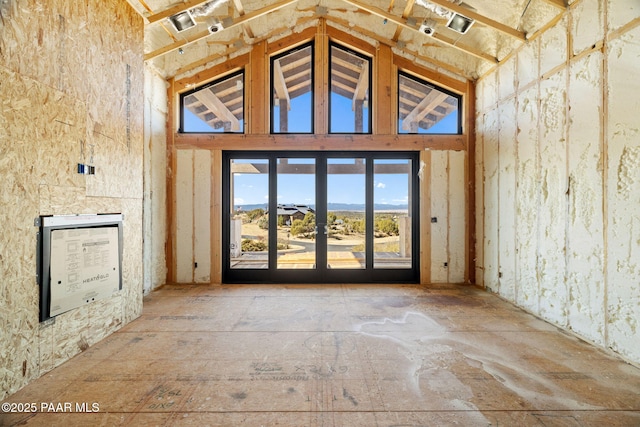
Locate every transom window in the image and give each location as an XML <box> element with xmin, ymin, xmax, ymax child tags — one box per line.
<box><xmin>329</xmin><ymin>43</ymin><xmax>371</xmax><ymax>134</ymax></box>
<box><xmin>180</xmin><ymin>71</ymin><xmax>244</xmax><ymax>133</ymax></box>
<box><xmin>398</xmin><ymin>72</ymin><xmax>461</xmax><ymax>134</ymax></box>
<box><xmin>270</xmin><ymin>43</ymin><xmax>314</xmax><ymax>133</ymax></box>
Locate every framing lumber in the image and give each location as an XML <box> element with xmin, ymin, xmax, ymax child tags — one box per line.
<box><xmin>145</xmin><ymin>0</ymin><xmax>298</xmax><ymax>61</ymax></box>
<box><xmin>425</xmin><ymin>0</ymin><xmax>526</xmax><ymax>40</ymax></box>
<box><xmin>147</xmin><ymin>0</ymin><xmax>211</xmax><ymax>24</ymax></box>
<box><xmin>340</xmin><ymin>0</ymin><xmax>498</xmax><ymax>63</ymax></box>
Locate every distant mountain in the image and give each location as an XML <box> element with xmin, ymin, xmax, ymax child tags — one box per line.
<box><xmin>236</xmin><ymin>203</ymin><xmax>408</xmax><ymax>212</ymax></box>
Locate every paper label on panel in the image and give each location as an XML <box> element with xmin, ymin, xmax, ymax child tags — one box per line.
<box><xmin>49</xmin><ymin>227</ymin><xmax>120</xmax><ymax>316</ymax></box>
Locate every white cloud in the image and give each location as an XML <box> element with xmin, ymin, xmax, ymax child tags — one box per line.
<box><xmin>376</xmin><ymin>182</ymin><xmax>386</xmax><ymax>189</ymax></box>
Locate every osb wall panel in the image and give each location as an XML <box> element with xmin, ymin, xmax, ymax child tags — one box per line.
<box><xmin>475</xmin><ymin>1</ymin><xmax>640</xmax><ymax>365</ymax></box>
<box><xmin>0</xmin><ymin>0</ymin><xmax>143</xmax><ymax>399</ymax></box>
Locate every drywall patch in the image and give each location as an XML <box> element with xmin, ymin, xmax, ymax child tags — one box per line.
<box><xmin>616</xmin><ymin>146</ymin><xmax>640</xmax><ymax>199</ymax></box>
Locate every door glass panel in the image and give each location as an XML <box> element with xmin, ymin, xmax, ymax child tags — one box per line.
<box><xmin>230</xmin><ymin>159</ymin><xmax>269</xmax><ymax>269</ymax></box>
<box><xmin>374</xmin><ymin>159</ymin><xmax>412</xmax><ymax>269</ymax></box>
<box><xmin>277</xmin><ymin>158</ymin><xmax>316</xmax><ymax>269</ymax></box>
<box><xmin>327</xmin><ymin>158</ymin><xmax>366</xmax><ymax>269</ymax></box>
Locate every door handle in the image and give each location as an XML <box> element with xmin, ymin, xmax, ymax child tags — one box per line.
<box><xmin>324</xmin><ymin>225</ymin><xmax>328</xmax><ymax>235</ymax></box>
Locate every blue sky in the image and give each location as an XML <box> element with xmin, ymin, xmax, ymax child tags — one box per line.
<box><xmin>184</xmin><ymin>89</ymin><xmax>458</xmax><ymax>134</ymax></box>
<box><xmin>186</xmin><ymin>88</ymin><xmax>455</xmax><ymax>208</ymax></box>
<box><xmin>232</xmin><ymin>158</ymin><xmax>411</xmax><ymax>208</ymax></box>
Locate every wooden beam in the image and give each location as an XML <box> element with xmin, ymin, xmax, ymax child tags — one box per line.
<box><xmin>352</xmin><ymin>61</ymin><xmax>369</xmax><ymax>111</ymax></box>
<box><xmin>249</xmin><ymin>41</ymin><xmax>267</xmax><ymax>134</ymax></box>
<box><xmin>273</xmin><ymin>59</ymin><xmax>292</xmax><ymax>110</ymax></box>
<box><xmin>211</xmin><ymin>149</ymin><xmax>222</xmax><ymax>283</ymax></box>
<box><xmin>393</xmin><ymin>0</ymin><xmax>415</xmax><ymax>41</ymax></box>
<box><xmin>374</xmin><ymin>44</ymin><xmax>394</xmax><ymax>134</ymax></box>
<box><xmin>191</xmin><ymin>89</ymin><xmax>240</xmax><ymax>131</ymax></box>
<box><xmin>340</xmin><ymin>0</ymin><xmax>498</xmax><ymax>63</ymax></box>
<box><xmin>147</xmin><ymin>0</ymin><xmax>211</xmax><ymax>24</ymax></box>
<box><xmin>393</xmin><ymin>55</ymin><xmax>467</xmax><ymax>95</ymax></box>
<box><xmin>541</xmin><ymin>0</ymin><xmax>567</xmax><ymax>9</ymax></box>
<box><xmin>420</xmin><ymin>149</ymin><xmax>431</xmax><ymax>284</ymax></box>
<box><xmin>402</xmin><ymin>91</ymin><xmax>449</xmax><ymax>131</ymax></box>
<box><xmin>465</xmin><ymin>79</ymin><xmax>476</xmax><ymax>284</ymax></box>
<box><xmin>424</xmin><ymin>0</ymin><xmax>526</xmax><ymax>40</ymax></box>
<box><xmin>145</xmin><ymin>0</ymin><xmax>298</xmax><ymax>61</ymax></box>
<box><xmin>231</xmin><ymin>0</ymin><xmax>255</xmax><ymax>39</ymax></box>
<box><xmin>166</xmin><ymin>78</ymin><xmax>177</xmax><ymax>283</ymax></box>
<box><xmin>173</xmin><ymin>133</ymin><xmax>467</xmax><ymax>151</ymax></box>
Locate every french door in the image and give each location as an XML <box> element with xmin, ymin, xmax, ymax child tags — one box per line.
<box><xmin>222</xmin><ymin>151</ymin><xmax>419</xmax><ymax>283</ymax></box>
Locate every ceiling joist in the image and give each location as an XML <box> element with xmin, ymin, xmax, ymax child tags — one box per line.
<box><xmin>147</xmin><ymin>0</ymin><xmax>212</xmax><ymax>24</ymax></box>
<box><xmin>144</xmin><ymin>0</ymin><xmax>298</xmax><ymax>61</ymax></box>
<box><xmin>341</xmin><ymin>0</ymin><xmax>497</xmax><ymax>63</ymax></box>
<box><xmin>541</xmin><ymin>0</ymin><xmax>567</xmax><ymax>9</ymax></box>
<box><xmin>423</xmin><ymin>0</ymin><xmax>526</xmax><ymax>40</ymax></box>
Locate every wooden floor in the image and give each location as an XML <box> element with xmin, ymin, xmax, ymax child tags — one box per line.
<box><xmin>2</xmin><ymin>283</ymin><xmax>640</xmax><ymax>426</ymax></box>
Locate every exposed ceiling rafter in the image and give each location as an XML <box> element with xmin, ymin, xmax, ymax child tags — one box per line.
<box><xmin>392</xmin><ymin>0</ymin><xmax>416</xmax><ymax>41</ymax></box>
<box><xmin>144</xmin><ymin>0</ymin><xmax>298</xmax><ymax>61</ymax></box>
<box><xmin>323</xmin><ymin>16</ymin><xmax>470</xmax><ymax>79</ymax></box>
<box><xmin>341</xmin><ymin>0</ymin><xmax>498</xmax><ymax>63</ymax></box>
<box><xmin>231</xmin><ymin>0</ymin><xmax>255</xmax><ymax>39</ymax></box>
<box><xmin>147</xmin><ymin>0</ymin><xmax>213</xmax><ymax>24</ymax></box>
<box><xmin>420</xmin><ymin>0</ymin><xmax>526</xmax><ymax>40</ymax></box>
<box><xmin>541</xmin><ymin>0</ymin><xmax>567</xmax><ymax>9</ymax></box>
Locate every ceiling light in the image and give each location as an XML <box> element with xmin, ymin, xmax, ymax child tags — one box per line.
<box><xmin>168</xmin><ymin>11</ymin><xmax>196</xmax><ymax>32</ymax></box>
<box><xmin>419</xmin><ymin>19</ymin><xmax>437</xmax><ymax>36</ymax></box>
<box><xmin>446</xmin><ymin>13</ymin><xmax>474</xmax><ymax>34</ymax></box>
<box><xmin>209</xmin><ymin>22</ymin><xmax>224</xmax><ymax>33</ymax></box>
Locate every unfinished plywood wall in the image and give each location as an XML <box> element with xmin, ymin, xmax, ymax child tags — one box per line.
<box><xmin>475</xmin><ymin>0</ymin><xmax>640</xmax><ymax>365</ymax></box>
<box><xmin>0</xmin><ymin>0</ymin><xmax>143</xmax><ymax>399</ymax></box>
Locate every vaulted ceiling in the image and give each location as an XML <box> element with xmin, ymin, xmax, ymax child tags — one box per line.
<box><xmin>127</xmin><ymin>0</ymin><xmax>566</xmax><ymax>82</ymax></box>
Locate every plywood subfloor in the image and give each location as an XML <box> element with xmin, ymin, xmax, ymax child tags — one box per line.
<box><xmin>2</xmin><ymin>284</ymin><xmax>639</xmax><ymax>426</ymax></box>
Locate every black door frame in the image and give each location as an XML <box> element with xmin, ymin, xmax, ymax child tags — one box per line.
<box><xmin>222</xmin><ymin>150</ymin><xmax>420</xmax><ymax>284</ymax></box>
